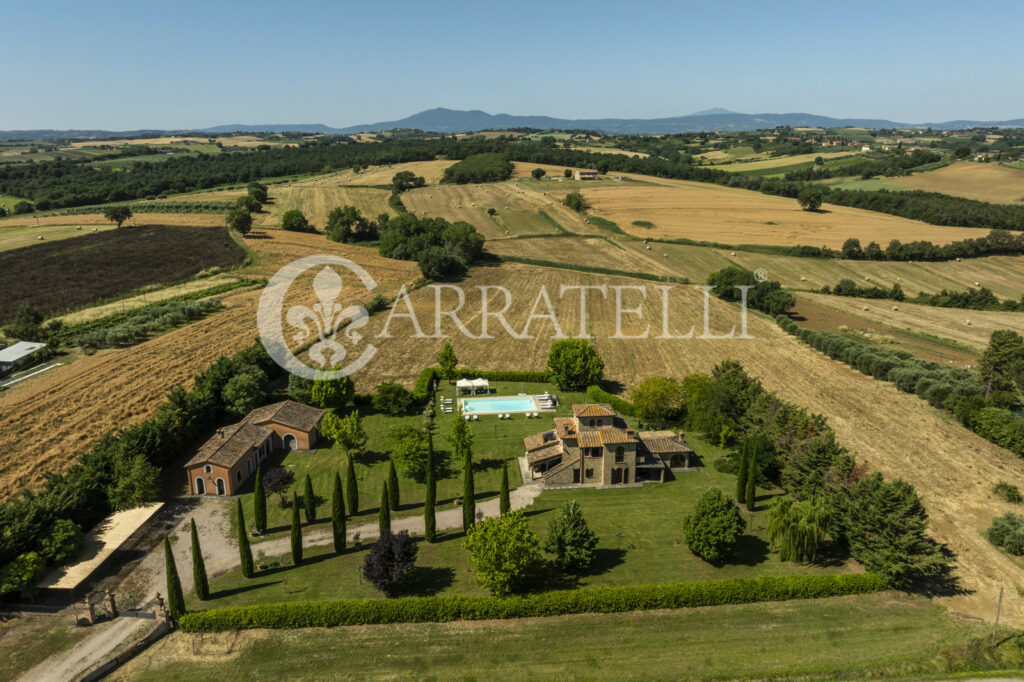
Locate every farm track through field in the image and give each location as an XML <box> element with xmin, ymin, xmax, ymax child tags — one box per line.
<box><xmin>0</xmin><ymin>231</ymin><xmax>419</xmax><ymax>498</ymax></box>
<box><xmin>353</xmin><ymin>262</ymin><xmax>1024</xmax><ymax>628</ymax></box>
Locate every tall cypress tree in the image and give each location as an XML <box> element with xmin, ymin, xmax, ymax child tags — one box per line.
<box><xmin>237</xmin><ymin>499</ymin><xmax>254</xmax><ymax>578</ymax></box>
<box><xmin>291</xmin><ymin>492</ymin><xmax>303</xmax><ymax>566</ymax></box>
<box><xmin>736</xmin><ymin>439</ymin><xmax>750</xmax><ymax>504</ymax></box>
<box><xmin>303</xmin><ymin>474</ymin><xmax>317</xmax><ymax>524</ymax></box>
<box><xmin>424</xmin><ymin>431</ymin><xmax>437</xmax><ymax>542</ymax></box>
<box><xmin>253</xmin><ymin>466</ymin><xmax>267</xmax><ymax>534</ymax></box>
<box><xmin>345</xmin><ymin>455</ymin><xmax>359</xmax><ymax>516</ymax></box>
<box><xmin>190</xmin><ymin>518</ymin><xmax>209</xmax><ymax>601</ymax></box>
<box><xmin>379</xmin><ymin>482</ymin><xmax>391</xmax><ymax>535</ymax></box>
<box><xmin>499</xmin><ymin>460</ymin><xmax>510</xmax><ymax>516</ymax></box>
<box><xmin>745</xmin><ymin>451</ymin><xmax>758</xmax><ymax>512</ymax></box>
<box><xmin>163</xmin><ymin>536</ymin><xmax>185</xmax><ymax>619</ymax></box>
<box><xmin>331</xmin><ymin>472</ymin><xmax>346</xmax><ymax>553</ymax></box>
<box><xmin>387</xmin><ymin>460</ymin><xmax>400</xmax><ymax>511</ymax></box>
<box><xmin>462</xmin><ymin>450</ymin><xmax>476</xmax><ymax>532</ymax></box>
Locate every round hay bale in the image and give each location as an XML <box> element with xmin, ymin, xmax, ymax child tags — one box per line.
<box><xmin>646</xmin><ymin>246</ymin><xmax>651</xmax><ymax>250</ymax></box>
<box><xmin>956</xmin><ymin>257</ymin><xmax>961</xmax><ymax>262</ymax></box>
<box><xmin>892</xmin><ymin>306</ymin><xmax>899</xmax><ymax>311</ymax></box>
<box><xmin>973</xmin><ymin>281</ymin><xmax>981</xmax><ymax>287</ymax></box>
<box><xmin>863</xmin><ymin>306</ymin><xmax>869</xmax><ymax>311</ymax></box>
<box><xmin>731</xmin><ymin>251</ymin><xmax>736</xmax><ymax>256</ymax></box>
<box><xmin>800</xmin><ymin>276</ymin><xmax>806</xmax><ymax>281</ymax></box>
<box><xmin>37</xmin><ymin>235</ymin><xmax>43</xmax><ymax>240</ymax></box>
<box><xmin>965</xmin><ymin>319</ymin><xmax>972</xmax><ymax>326</ymax></box>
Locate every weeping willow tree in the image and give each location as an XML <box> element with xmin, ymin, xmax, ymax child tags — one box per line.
<box><xmin>767</xmin><ymin>497</ymin><xmax>831</xmax><ymax>563</ymax></box>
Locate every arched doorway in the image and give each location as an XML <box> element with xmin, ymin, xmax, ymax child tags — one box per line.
<box><xmin>215</xmin><ymin>478</ymin><xmax>226</xmax><ymax>495</ymax></box>
<box><xmin>283</xmin><ymin>434</ymin><xmax>297</xmax><ymax>451</ymax></box>
<box><xmin>195</xmin><ymin>477</ymin><xmax>206</xmax><ymax>495</ymax></box>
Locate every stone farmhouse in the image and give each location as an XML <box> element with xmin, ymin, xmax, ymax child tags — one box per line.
<box><xmin>185</xmin><ymin>400</ymin><xmax>325</xmax><ymax>496</ymax></box>
<box><xmin>523</xmin><ymin>403</ymin><xmax>694</xmax><ymax>486</ymax></box>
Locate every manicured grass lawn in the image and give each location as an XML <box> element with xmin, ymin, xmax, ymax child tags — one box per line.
<box><xmin>127</xmin><ymin>593</ymin><xmax>992</xmax><ymax>681</ymax></box>
<box><xmin>198</xmin><ymin>434</ymin><xmax>855</xmax><ymax>611</ymax></box>
<box><xmin>232</xmin><ymin>381</ymin><xmax>589</xmax><ymax>544</ymax></box>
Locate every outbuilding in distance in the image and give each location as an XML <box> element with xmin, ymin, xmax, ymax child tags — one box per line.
<box><xmin>0</xmin><ymin>340</ymin><xmax>47</xmax><ymax>377</ymax></box>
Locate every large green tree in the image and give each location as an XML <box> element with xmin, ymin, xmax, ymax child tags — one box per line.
<box><xmin>767</xmin><ymin>497</ymin><xmax>831</xmax><ymax>563</ymax></box>
<box><xmin>379</xmin><ymin>483</ymin><xmax>391</xmax><ymax>536</ymax></box>
<box><xmin>979</xmin><ymin>329</ymin><xmax>1024</xmax><ymax>400</ymax></box>
<box><xmin>103</xmin><ymin>205</ymin><xmax>133</xmax><ymax>227</ymax></box>
<box><xmin>253</xmin><ymin>467</ymin><xmax>267</xmax><ymax>534</ymax></box>
<box><xmin>281</xmin><ymin>209</ymin><xmax>312</xmax><ymax>232</ymax></box>
<box><xmin>437</xmin><ymin>341</ymin><xmax>458</xmax><ymax>379</ymax></box>
<box><xmin>163</xmin><ymin>537</ymin><xmax>185</xmax><ymax>619</ymax></box>
<box><xmin>632</xmin><ymin>377</ymin><xmax>683</xmax><ymax>426</ymax></box>
<box><xmin>225</xmin><ymin>207</ymin><xmax>253</xmax><ymax>236</ymax></box>
<box><xmin>291</xmin><ymin>492</ymin><xmax>303</xmax><ymax>566</ymax></box>
<box><xmin>388</xmin><ymin>424</ymin><xmax>432</xmax><ymax>482</ymax></box>
<box><xmin>683</xmin><ymin>488</ymin><xmax>745</xmax><ymax>563</ymax></box>
<box><xmin>303</xmin><ymin>474</ymin><xmax>317</xmax><ymax>523</ymax></box>
<box><xmin>837</xmin><ymin>473</ymin><xmax>948</xmax><ymax>587</ymax></box>
<box><xmin>463</xmin><ymin>511</ymin><xmax>541</xmax><ymax>596</ymax></box>
<box><xmin>190</xmin><ymin>519</ymin><xmax>209</xmax><ymax>601</ymax></box>
<box><xmin>331</xmin><ymin>472</ymin><xmax>346</xmax><ymax>553</ymax></box>
<box><xmin>547</xmin><ymin>338</ymin><xmax>604</xmax><ymax>391</ymax></box>
<box><xmin>424</xmin><ymin>427</ymin><xmax>437</xmax><ymax>542</ymax></box>
<box><xmin>322</xmin><ymin>410</ymin><xmax>369</xmax><ymax>459</ymax></box>
<box><xmin>310</xmin><ymin>375</ymin><xmax>354</xmax><ymax>410</ymax></box>
<box><xmin>237</xmin><ymin>500</ymin><xmax>254</xmax><ymax>578</ymax></box>
<box><xmin>452</xmin><ymin>414</ymin><xmax>475</xmax><ymax>530</ymax></box>
<box><xmin>544</xmin><ymin>500</ymin><xmax>599</xmax><ymax>572</ymax></box>
<box><xmin>387</xmin><ymin>460</ymin><xmax>400</xmax><ymax>511</ymax></box>
<box><xmin>344</xmin><ymin>455</ymin><xmax>359</xmax><ymax>516</ymax></box>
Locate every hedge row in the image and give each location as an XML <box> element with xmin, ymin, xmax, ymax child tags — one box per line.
<box><xmin>178</xmin><ymin>573</ymin><xmax>889</xmax><ymax>631</ymax></box>
<box><xmin>452</xmin><ymin>368</ymin><xmax>552</xmax><ymax>382</ymax></box>
<box><xmin>775</xmin><ymin>314</ymin><xmax>1024</xmax><ymax>458</ymax></box>
<box><xmin>587</xmin><ymin>385</ymin><xmax>636</xmax><ymax>416</ymax></box>
<box><xmin>496</xmin><ymin>255</ymin><xmax>690</xmax><ymax>284</ymax></box>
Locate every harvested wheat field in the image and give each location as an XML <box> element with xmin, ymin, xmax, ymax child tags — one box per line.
<box><xmin>325</xmin><ymin>160</ymin><xmax>454</xmax><ymax>187</ymax></box>
<box><xmin>69</xmin><ymin>136</ymin><xmax>213</xmax><ymax>147</ymax></box>
<box><xmin>155</xmin><ymin>187</ymin><xmax>249</xmax><ymax>202</ymax></box>
<box><xmin>571</xmin><ymin>146</ymin><xmax>650</xmax><ymax>158</ymax></box>
<box><xmin>718</xmin><ymin>151</ymin><xmax>861</xmax><ymax>172</ymax></box>
<box><xmin>256</xmin><ymin>185</ymin><xmax>394</xmax><ymax>230</ymax></box>
<box><xmin>797</xmin><ymin>292</ymin><xmax>1023</xmax><ymax>351</ymax></box>
<box><xmin>0</xmin><ymin>231</ymin><xmax>419</xmax><ymax>498</ymax></box>
<box><xmin>0</xmin><ymin>212</ymin><xmax>224</xmax><ymax>229</ymax></box>
<box><xmin>894</xmin><ymin>163</ymin><xmax>1024</xmax><ymax>204</ymax></box>
<box><xmin>352</xmin><ymin>261</ymin><xmax>1024</xmax><ymax>626</ymax></box>
<box><xmin>581</xmin><ymin>182</ymin><xmax>989</xmax><ymax>248</ymax></box>
<box><xmin>402</xmin><ymin>182</ymin><xmax>601</xmax><ymax>240</ymax></box>
<box><xmin>0</xmin><ymin>223</ymin><xmax>118</xmax><ymax>252</ymax></box>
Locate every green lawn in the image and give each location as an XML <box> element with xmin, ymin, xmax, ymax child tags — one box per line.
<box><xmin>231</xmin><ymin>381</ymin><xmax>590</xmax><ymax>544</ymax></box>
<box><xmin>198</xmin><ymin>429</ymin><xmax>854</xmax><ymax>611</ymax></box>
<box><xmin>128</xmin><ymin>592</ymin><xmax>1005</xmax><ymax>681</ymax></box>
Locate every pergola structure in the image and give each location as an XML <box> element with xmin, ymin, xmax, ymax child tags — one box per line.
<box><xmin>455</xmin><ymin>377</ymin><xmax>490</xmax><ymax>395</ymax></box>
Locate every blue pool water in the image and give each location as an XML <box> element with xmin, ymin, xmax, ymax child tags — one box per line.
<box><xmin>462</xmin><ymin>396</ymin><xmax>536</xmax><ymax>413</ymax></box>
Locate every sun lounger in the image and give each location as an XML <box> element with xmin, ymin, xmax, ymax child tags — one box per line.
<box><xmin>464</xmin><ymin>414</ymin><xmax>471</xmax><ymax>421</ymax></box>
<box><xmin>473</xmin><ymin>414</ymin><xmax>479</xmax><ymax>421</ymax></box>
<box><xmin>442</xmin><ymin>407</ymin><xmax>454</xmax><ymax>413</ymax></box>
<box><xmin>532</xmin><ymin>412</ymin><xmax>539</xmax><ymax>418</ymax></box>
<box><xmin>505</xmin><ymin>413</ymin><xmax>511</xmax><ymax>419</ymax></box>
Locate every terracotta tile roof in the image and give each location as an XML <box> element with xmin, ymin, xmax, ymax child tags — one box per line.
<box><xmin>245</xmin><ymin>400</ymin><xmax>325</xmax><ymax>432</ymax></box>
<box><xmin>554</xmin><ymin>418</ymin><xmax>577</xmax><ymax>440</ymax></box>
<box><xmin>598</xmin><ymin>427</ymin><xmax>635</xmax><ymax>445</ymax></box>
<box><xmin>577</xmin><ymin>431</ymin><xmax>603</xmax><ymax>448</ymax></box>
<box><xmin>572</xmin><ymin>403</ymin><xmax>616</xmax><ymax>418</ymax></box>
<box><xmin>527</xmin><ymin>442</ymin><xmax>563</xmax><ymax>465</ymax></box>
<box><xmin>638</xmin><ymin>432</ymin><xmax>694</xmax><ymax>454</ymax></box>
<box><xmin>524</xmin><ymin>430</ymin><xmax>558</xmax><ymax>452</ymax></box>
<box><xmin>187</xmin><ymin>422</ymin><xmax>273</xmax><ymax>469</ymax></box>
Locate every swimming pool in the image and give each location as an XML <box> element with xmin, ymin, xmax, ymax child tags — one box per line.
<box><xmin>461</xmin><ymin>396</ymin><xmax>537</xmax><ymax>414</ymax></box>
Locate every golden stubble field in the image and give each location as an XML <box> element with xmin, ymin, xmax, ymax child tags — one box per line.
<box><xmin>797</xmin><ymin>292</ymin><xmax>1023</xmax><ymax>351</ymax></box>
<box><xmin>894</xmin><ymin>163</ymin><xmax>1024</xmax><ymax>204</ymax></box>
<box><xmin>0</xmin><ymin>213</ymin><xmax>225</xmax><ymax>229</ymax></box>
<box><xmin>716</xmin><ymin>151</ymin><xmax>860</xmax><ymax>172</ymax></box>
<box><xmin>0</xmin><ymin>231</ymin><xmax>419</xmax><ymax>498</ymax></box>
<box><xmin>580</xmin><ymin>181</ymin><xmax>995</xmax><ymax>248</ymax></box>
<box><xmin>351</xmin><ymin>262</ymin><xmax>1024</xmax><ymax>626</ymax></box>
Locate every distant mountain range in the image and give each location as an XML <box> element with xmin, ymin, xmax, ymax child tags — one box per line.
<box><xmin>3</xmin><ymin>107</ymin><xmax>1024</xmax><ymax>141</ymax></box>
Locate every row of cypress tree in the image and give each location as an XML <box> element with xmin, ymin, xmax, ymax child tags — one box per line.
<box><xmin>165</xmin><ymin>408</ymin><xmax>517</xmax><ymax>619</ymax></box>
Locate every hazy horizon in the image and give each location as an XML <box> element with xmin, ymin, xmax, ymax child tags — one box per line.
<box><xmin>2</xmin><ymin>0</ymin><xmax>1022</xmax><ymax>130</ymax></box>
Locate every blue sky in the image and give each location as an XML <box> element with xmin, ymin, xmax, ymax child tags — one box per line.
<box><xmin>2</xmin><ymin>0</ymin><xmax>1021</xmax><ymax>129</ymax></box>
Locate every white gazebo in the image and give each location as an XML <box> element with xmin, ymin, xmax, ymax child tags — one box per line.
<box><xmin>455</xmin><ymin>377</ymin><xmax>490</xmax><ymax>395</ymax></box>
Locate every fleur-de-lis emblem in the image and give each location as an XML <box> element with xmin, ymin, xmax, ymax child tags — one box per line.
<box><xmin>285</xmin><ymin>267</ymin><xmax>369</xmax><ymax>370</ymax></box>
